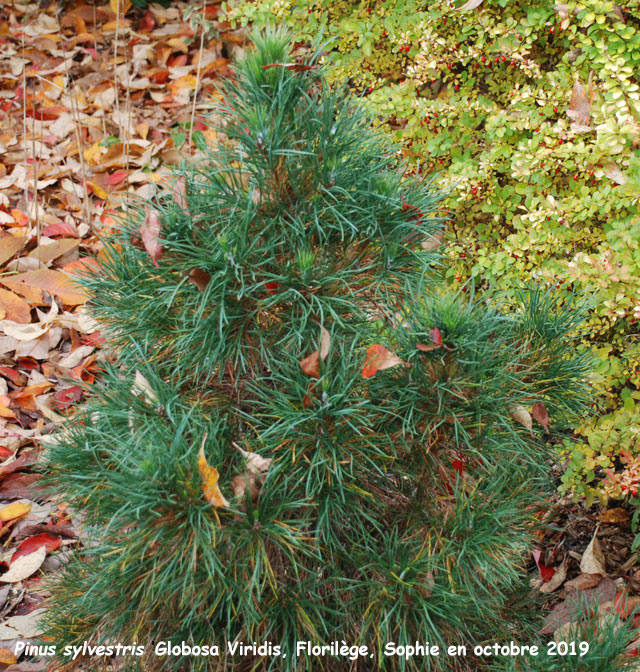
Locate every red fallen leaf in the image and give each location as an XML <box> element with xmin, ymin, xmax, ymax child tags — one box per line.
<box><xmin>265</xmin><ymin>281</ymin><xmax>279</xmax><ymax>296</ymax></box>
<box><xmin>52</xmin><ymin>386</ymin><xmax>83</xmax><ymax>411</ymax></box>
<box><xmin>11</xmin><ymin>533</ymin><xmax>61</xmax><ymax>563</ymax></box>
<box><xmin>150</xmin><ymin>69</ymin><xmax>170</xmax><ymax>84</ymax></box>
<box><xmin>167</xmin><ymin>54</ymin><xmax>188</xmax><ymax>68</ymax></box>
<box><xmin>81</xmin><ymin>332</ymin><xmax>106</xmax><ymax>347</ymax></box>
<box><xmin>15</xmin><ymin>357</ymin><xmax>38</xmax><ymax>370</ymax></box>
<box><xmin>41</xmin><ymin>220</ymin><xmax>78</xmax><ymax>238</ymax></box>
<box><xmin>361</xmin><ymin>344</ymin><xmax>407</xmax><ymax>379</ymax></box>
<box><xmin>10</xmin><ymin>209</ymin><xmax>29</xmax><ymax>226</ymax></box>
<box><xmin>69</xmin><ymin>354</ymin><xmax>100</xmax><ymax>383</ymax></box>
<box><xmin>193</xmin><ymin>118</ymin><xmax>206</xmax><ymax>131</ymax></box>
<box><xmin>142</xmin><ymin>9</ymin><xmax>155</xmax><ymax>30</ymax></box>
<box><xmin>0</xmin><ymin>367</ymin><xmax>27</xmax><ymax>387</ymax></box>
<box><xmin>105</xmin><ymin>170</ymin><xmax>128</xmax><ymax>186</ymax></box>
<box><xmin>25</xmin><ymin>106</ymin><xmax>65</xmax><ymax>121</ymax></box>
<box><xmin>451</xmin><ymin>458</ymin><xmax>465</xmax><ymax>476</ymax></box>
<box><xmin>417</xmin><ymin>326</ymin><xmax>448</xmax><ymax>352</ymax></box>
<box><xmin>532</xmin><ymin>549</ymin><xmax>555</xmax><ymax>583</ymax></box>
<box><xmin>0</xmin><ymin>451</ymin><xmax>37</xmax><ymax>478</ymax></box>
<box><xmin>140</xmin><ymin>209</ymin><xmax>162</xmax><ymax>266</ymax></box>
<box><xmin>1</xmin><ymin>101</ymin><xmax>11</xmax><ymax>112</ymax></box>
<box><xmin>0</xmin><ymin>447</ymin><xmax>13</xmax><ymax>458</ymax></box>
<box><xmin>531</xmin><ymin>401</ymin><xmax>549</xmax><ymax>432</ymax></box>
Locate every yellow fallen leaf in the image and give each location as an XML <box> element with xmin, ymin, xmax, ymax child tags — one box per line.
<box><xmin>0</xmin><ymin>501</ymin><xmax>31</xmax><ymax>523</ymax></box>
<box><xmin>110</xmin><ymin>0</ymin><xmax>132</xmax><ymax>14</ymax></box>
<box><xmin>87</xmin><ymin>181</ymin><xmax>108</xmax><ymax>200</ymax></box>
<box><xmin>171</xmin><ymin>75</ymin><xmax>197</xmax><ymax>92</ymax></box>
<box><xmin>83</xmin><ymin>140</ymin><xmax>105</xmax><ymax>166</ymax></box>
<box><xmin>135</xmin><ymin>122</ymin><xmax>149</xmax><ymax>139</ymax></box>
<box><xmin>0</xmin><ymin>396</ymin><xmax>15</xmax><ymax>420</ymax></box>
<box><xmin>0</xmin><ymin>233</ymin><xmax>26</xmax><ymax>266</ymax></box>
<box><xmin>198</xmin><ymin>435</ymin><xmax>229</xmax><ymax>509</ymax></box>
<box><xmin>0</xmin><ymin>649</ymin><xmax>17</xmax><ymax>665</ymax></box>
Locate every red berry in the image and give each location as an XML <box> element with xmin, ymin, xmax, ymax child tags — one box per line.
<box><xmin>553</xmin><ymin>106</ymin><xmax>558</xmax><ymax>113</ymax></box>
<box><xmin>573</xmin><ymin>175</ymin><xmax>578</xmax><ymax>180</ymax></box>
<box><xmin>510</xmin><ymin>60</ymin><xmax>515</xmax><ymax>66</ymax></box>
<box><xmin>471</xmin><ymin>187</ymin><xmax>478</xmax><ymax>195</ymax></box>
<box><xmin>494</xmin><ymin>57</ymin><xmax>499</xmax><ymax>63</ymax></box>
<box><xmin>501</xmin><ymin>55</ymin><xmax>506</xmax><ymax>62</ymax></box>
<box><xmin>539</xmin><ymin>111</ymin><xmax>543</xmax><ymax>116</ymax></box>
<box><xmin>461</xmin><ymin>252</ymin><xmax>466</xmax><ymax>258</ymax></box>
<box><xmin>481</xmin><ymin>56</ymin><xmax>486</xmax><ymax>63</ymax></box>
<box><xmin>549</xmin><ymin>27</ymin><xmax>555</xmax><ymax>33</ymax></box>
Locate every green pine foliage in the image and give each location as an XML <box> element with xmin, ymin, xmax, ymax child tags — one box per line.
<box><xmin>44</xmin><ymin>30</ymin><xmax>595</xmax><ymax>671</ymax></box>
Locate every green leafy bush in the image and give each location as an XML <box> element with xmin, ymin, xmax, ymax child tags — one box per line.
<box><xmin>45</xmin><ymin>31</ymin><xmax>595</xmax><ymax>671</ymax></box>
<box><xmin>221</xmin><ymin>0</ymin><xmax>640</xmax><ymax>505</ymax></box>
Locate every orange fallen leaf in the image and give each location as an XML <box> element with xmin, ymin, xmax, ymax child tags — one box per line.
<box><xmin>10</xmin><ymin>209</ymin><xmax>28</xmax><ymax>226</ymax></box>
<box><xmin>361</xmin><ymin>344</ymin><xmax>407</xmax><ymax>379</ymax></box>
<box><xmin>0</xmin><ymin>649</ymin><xmax>17</xmax><ymax>665</ymax></box>
<box><xmin>87</xmin><ymin>181</ymin><xmax>108</xmax><ymax>200</ymax></box>
<box><xmin>0</xmin><ymin>501</ymin><xmax>31</xmax><ymax>522</ymax></box>
<box><xmin>140</xmin><ymin>209</ymin><xmax>162</xmax><ymax>266</ymax></box>
<box><xmin>300</xmin><ymin>326</ymin><xmax>331</xmax><ymax>379</ymax></box>
<box><xmin>0</xmin><ymin>269</ymin><xmax>88</xmax><ymax>305</ymax></box>
<box><xmin>198</xmin><ymin>435</ymin><xmax>229</xmax><ymax>509</ymax></box>
<box><xmin>0</xmin><ymin>233</ymin><xmax>26</xmax><ymax>266</ymax></box>
<box><xmin>0</xmin><ymin>288</ymin><xmax>31</xmax><ymax>323</ymax></box>
<box><xmin>0</xmin><ymin>396</ymin><xmax>15</xmax><ymax>420</ymax></box>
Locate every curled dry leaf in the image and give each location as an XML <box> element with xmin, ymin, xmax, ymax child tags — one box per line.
<box><xmin>421</xmin><ymin>230</ymin><xmax>444</xmax><ymax>251</ymax></box>
<box><xmin>0</xmin><ymin>608</ymin><xmax>46</xmax><ymax>639</ymax></box>
<box><xmin>532</xmin><ymin>548</ymin><xmax>555</xmax><ymax>582</ymax></box>
<box><xmin>2</xmin><ymin>301</ymin><xmax>58</xmax><ymax>341</ymax></box>
<box><xmin>564</xmin><ymin>572</ymin><xmax>603</xmax><ymax>593</ymax></box>
<box><xmin>580</xmin><ymin>530</ymin><xmax>607</xmax><ymax>576</ymax></box>
<box><xmin>132</xmin><ymin>370</ymin><xmax>158</xmax><ymax>406</ymax></box>
<box><xmin>567</xmin><ymin>79</ymin><xmax>592</xmax><ymax>132</ymax></box>
<box><xmin>599</xmin><ymin>507</ymin><xmax>630</xmax><ymax>524</ymax></box>
<box><xmin>510</xmin><ymin>405</ymin><xmax>533</xmax><ymax>432</ymax></box>
<box><xmin>0</xmin><ymin>545</ymin><xmax>46</xmax><ymax>583</ymax></box>
<box><xmin>361</xmin><ymin>344</ymin><xmax>407</xmax><ymax>379</ymax></box>
<box><xmin>417</xmin><ymin>326</ymin><xmax>450</xmax><ymax>352</ymax></box>
<box><xmin>198</xmin><ymin>434</ymin><xmax>229</xmax><ymax>509</ymax></box>
<box><xmin>231</xmin><ymin>472</ymin><xmax>260</xmax><ymax>503</ymax></box>
<box><xmin>539</xmin><ymin>558</ymin><xmax>568</xmax><ymax>593</ymax></box>
<box><xmin>300</xmin><ymin>326</ymin><xmax>331</xmax><ymax>379</ymax></box>
<box><xmin>140</xmin><ymin>208</ymin><xmax>163</xmax><ymax>267</ymax></box>
<box><xmin>531</xmin><ymin>401</ymin><xmax>549</xmax><ymax>432</ymax></box>
<box><xmin>188</xmin><ymin>268</ymin><xmax>211</xmax><ymax>291</ymax></box>
<box><xmin>232</xmin><ymin>441</ymin><xmax>272</xmax><ymax>478</ymax></box>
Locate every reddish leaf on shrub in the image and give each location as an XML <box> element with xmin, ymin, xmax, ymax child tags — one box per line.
<box><xmin>531</xmin><ymin>401</ymin><xmax>549</xmax><ymax>432</ymax></box>
<box><xmin>11</xmin><ymin>534</ymin><xmax>61</xmax><ymax>563</ymax></box>
<box><xmin>361</xmin><ymin>345</ymin><xmax>407</xmax><ymax>379</ymax></box>
<box><xmin>300</xmin><ymin>327</ymin><xmax>331</xmax><ymax>379</ymax></box>
<box><xmin>140</xmin><ymin>209</ymin><xmax>162</xmax><ymax>266</ymax></box>
<box><xmin>532</xmin><ymin>549</ymin><xmax>555</xmax><ymax>583</ymax></box>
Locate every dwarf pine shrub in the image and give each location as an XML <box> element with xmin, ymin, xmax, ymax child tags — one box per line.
<box><xmin>44</xmin><ymin>30</ymin><xmax>596</xmax><ymax>672</ymax></box>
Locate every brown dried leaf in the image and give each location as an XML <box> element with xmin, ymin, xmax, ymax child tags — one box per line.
<box><xmin>300</xmin><ymin>326</ymin><xmax>331</xmax><ymax>379</ymax></box>
<box><xmin>539</xmin><ymin>558</ymin><xmax>568</xmax><ymax>593</ymax></box>
<box><xmin>362</xmin><ymin>344</ymin><xmax>407</xmax><ymax>378</ymax></box>
<box><xmin>531</xmin><ymin>401</ymin><xmax>549</xmax><ymax>432</ymax></box>
<box><xmin>140</xmin><ymin>208</ymin><xmax>163</xmax><ymax>267</ymax></box>
<box><xmin>567</xmin><ymin>80</ymin><xmax>591</xmax><ymax>130</ymax></box>
<box><xmin>564</xmin><ymin>573</ymin><xmax>603</xmax><ymax>593</ymax></box>
<box><xmin>232</xmin><ymin>441</ymin><xmax>272</xmax><ymax>479</ymax></box>
<box><xmin>599</xmin><ymin>507</ymin><xmax>630</xmax><ymax>524</ymax></box>
<box><xmin>0</xmin><ymin>289</ymin><xmax>31</xmax><ymax>324</ymax></box>
<box><xmin>0</xmin><ymin>545</ymin><xmax>46</xmax><ymax>583</ymax></box>
<box><xmin>188</xmin><ymin>268</ymin><xmax>211</xmax><ymax>291</ymax></box>
<box><xmin>510</xmin><ymin>405</ymin><xmax>533</xmax><ymax>431</ymax></box>
<box><xmin>580</xmin><ymin>531</ymin><xmax>607</xmax><ymax>576</ymax></box>
<box><xmin>173</xmin><ymin>176</ymin><xmax>188</xmax><ymax>210</ymax></box>
<box><xmin>0</xmin><ymin>269</ymin><xmax>87</xmax><ymax>306</ymax></box>
<box><xmin>0</xmin><ymin>234</ymin><xmax>26</xmax><ymax>267</ymax></box>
